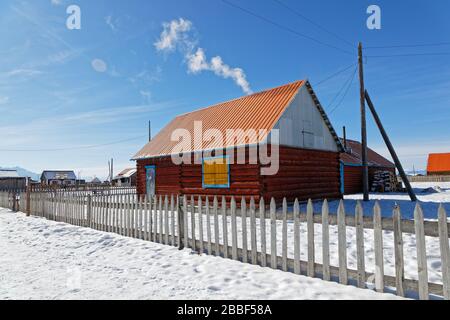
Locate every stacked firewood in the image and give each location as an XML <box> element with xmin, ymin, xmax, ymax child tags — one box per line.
<box><xmin>371</xmin><ymin>171</ymin><xmax>398</xmax><ymax>192</ymax></box>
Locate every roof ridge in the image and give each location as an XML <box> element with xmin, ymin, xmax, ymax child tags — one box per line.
<box><xmin>175</xmin><ymin>80</ymin><xmax>305</xmax><ymax>118</ymax></box>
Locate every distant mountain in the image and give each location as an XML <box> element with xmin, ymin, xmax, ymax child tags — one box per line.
<box><xmin>0</xmin><ymin>166</ymin><xmax>40</xmax><ymax>181</ymax></box>
<box><xmin>404</xmin><ymin>169</ymin><xmax>427</xmax><ymax>176</ymax></box>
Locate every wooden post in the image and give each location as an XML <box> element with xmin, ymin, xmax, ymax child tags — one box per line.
<box><xmin>355</xmin><ymin>201</ymin><xmax>366</xmax><ymax>288</ymax></box>
<box><xmin>26</xmin><ymin>177</ymin><xmax>31</xmax><ymax>216</ymax></box>
<box><xmin>177</xmin><ymin>195</ymin><xmax>185</xmax><ymax>250</ymax></box>
<box><xmin>358</xmin><ymin>42</ymin><xmax>369</xmax><ymax>201</ymax></box>
<box><xmin>365</xmin><ymin>90</ymin><xmax>417</xmax><ymax>201</ymax></box>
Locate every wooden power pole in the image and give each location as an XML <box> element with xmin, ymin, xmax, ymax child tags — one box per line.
<box><xmin>358</xmin><ymin>42</ymin><xmax>369</xmax><ymax>201</ymax></box>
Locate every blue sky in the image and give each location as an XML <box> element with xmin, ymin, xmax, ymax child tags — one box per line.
<box><xmin>0</xmin><ymin>0</ymin><xmax>449</xmax><ymax>179</ymax></box>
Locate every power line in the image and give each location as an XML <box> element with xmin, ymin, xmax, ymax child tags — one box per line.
<box><xmin>366</xmin><ymin>52</ymin><xmax>450</xmax><ymax>58</ymax></box>
<box><xmin>366</xmin><ymin>42</ymin><xmax>450</xmax><ymax>49</ymax></box>
<box><xmin>220</xmin><ymin>0</ymin><xmax>354</xmax><ymax>56</ymax></box>
<box><xmin>271</xmin><ymin>0</ymin><xmax>353</xmax><ymax>47</ymax></box>
<box><xmin>0</xmin><ymin>136</ymin><xmax>146</xmax><ymax>152</ymax></box>
<box><xmin>328</xmin><ymin>65</ymin><xmax>358</xmax><ymax>115</ymax></box>
<box><xmin>313</xmin><ymin>62</ymin><xmax>357</xmax><ymax>87</ymax></box>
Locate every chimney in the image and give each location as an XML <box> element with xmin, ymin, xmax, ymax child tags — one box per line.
<box><xmin>149</xmin><ymin>120</ymin><xmax>152</xmax><ymax>142</ymax></box>
<box><xmin>343</xmin><ymin>126</ymin><xmax>347</xmax><ymax>151</ymax></box>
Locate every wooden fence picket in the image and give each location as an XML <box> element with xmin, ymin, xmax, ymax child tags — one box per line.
<box><xmin>260</xmin><ymin>198</ymin><xmax>267</xmax><ymax>268</ymax></box>
<box><xmin>393</xmin><ymin>204</ymin><xmax>405</xmax><ymax>297</ymax></box>
<box><xmin>222</xmin><ymin>196</ymin><xmax>228</xmax><ymax>259</ymax></box>
<box><xmin>213</xmin><ymin>196</ymin><xmax>220</xmax><ymax>256</ymax></box>
<box><xmin>307</xmin><ymin>199</ymin><xmax>315</xmax><ymax>277</ymax></box>
<box><xmin>241</xmin><ymin>197</ymin><xmax>248</xmax><ymax>263</ymax></box>
<box><xmin>205</xmin><ymin>197</ymin><xmax>212</xmax><ymax>254</ymax></box>
<box><xmin>153</xmin><ymin>195</ymin><xmax>158</xmax><ymax>242</ymax></box>
<box><xmin>355</xmin><ymin>201</ymin><xmax>366</xmax><ymax>288</ymax></box>
<box><xmin>198</xmin><ymin>196</ymin><xmax>204</xmax><ymax>254</ymax></box>
<box><xmin>322</xmin><ymin>199</ymin><xmax>330</xmax><ymax>281</ymax></box>
<box><xmin>438</xmin><ymin>204</ymin><xmax>450</xmax><ymax>300</ymax></box>
<box><xmin>282</xmin><ymin>198</ymin><xmax>288</xmax><ymax>272</ymax></box>
<box><xmin>164</xmin><ymin>195</ymin><xmax>169</xmax><ymax>244</ymax></box>
<box><xmin>374</xmin><ymin>201</ymin><xmax>384</xmax><ymax>293</ymax></box>
<box><xmin>250</xmin><ymin>197</ymin><xmax>257</xmax><ymax>265</ymax></box>
<box><xmin>294</xmin><ymin>198</ymin><xmax>301</xmax><ymax>275</ymax></box>
<box><xmin>337</xmin><ymin>200</ymin><xmax>347</xmax><ymax>285</ymax></box>
<box><xmin>171</xmin><ymin>195</ymin><xmax>176</xmax><ymax>246</ymax></box>
<box><xmin>270</xmin><ymin>198</ymin><xmax>277</xmax><ymax>270</ymax></box>
<box><xmin>190</xmin><ymin>195</ymin><xmax>195</xmax><ymax>250</ymax></box>
<box><xmin>414</xmin><ymin>203</ymin><xmax>429</xmax><ymax>300</ymax></box>
<box><xmin>231</xmin><ymin>197</ymin><xmax>238</xmax><ymax>260</ymax></box>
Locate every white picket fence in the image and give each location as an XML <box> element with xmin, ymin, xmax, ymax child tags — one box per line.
<box><xmin>1</xmin><ymin>190</ymin><xmax>449</xmax><ymax>300</ymax></box>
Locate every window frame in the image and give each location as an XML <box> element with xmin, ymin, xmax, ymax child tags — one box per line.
<box><xmin>202</xmin><ymin>155</ymin><xmax>231</xmax><ymax>189</ymax></box>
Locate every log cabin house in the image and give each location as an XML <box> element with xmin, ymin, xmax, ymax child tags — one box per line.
<box><xmin>132</xmin><ymin>80</ymin><xmax>345</xmax><ymax>203</ymax></box>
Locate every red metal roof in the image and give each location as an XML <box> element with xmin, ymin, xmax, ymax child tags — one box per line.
<box><xmin>427</xmin><ymin>153</ymin><xmax>450</xmax><ymax>173</ymax></box>
<box><xmin>133</xmin><ymin>80</ymin><xmax>307</xmax><ymax>159</ymax></box>
<box><xmin>340</xmin><ymin>139</ymin><xmax>394</xmax><ymax>168</ymax></box>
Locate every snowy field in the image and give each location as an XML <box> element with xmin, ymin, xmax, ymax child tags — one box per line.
<box><xmin>0</xmin><ymin>208</ymin><xmax>403</xmax><ymax>300</ymax></box>
<box><xmin>301</xmin><ymin>182</ymin><xmax>450</xmax><ymax>220</ymax></box>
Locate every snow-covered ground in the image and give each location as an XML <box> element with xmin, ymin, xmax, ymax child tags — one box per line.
<box><xmin>0</xmin><ymin>208</ymin><xmax>403</xmax><ymax>300</ymax></box>
<box><xmin>300</xmin><ymin>182</ymin><xmax>450</xmax><ymax>220</ymax></box>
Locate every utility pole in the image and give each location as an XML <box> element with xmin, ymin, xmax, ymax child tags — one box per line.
<box><xmin>358</xmin><ymin>42</ymin><xmax>369</xmax><ymax>201</ymax></box>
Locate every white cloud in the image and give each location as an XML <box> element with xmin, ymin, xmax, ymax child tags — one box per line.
<box><xmin>91</xmin><ymin>59</ymin><xmax>108</xmax><ymax>73</ymax></box>
<box><xmin>140</xmin><ymin>90</ymin><xmax>152</xmax><ymax>104</ymax></box>
<box><xmin>155</xmin><ymin>18</ymin><xmax>252</xmax><ymax>94</ymax></box>
<box><xmin>6</xmin><ymin>69</ymin><xmax>43</xmax><ymax>77</ymax></box>
<box><xmin>51</xmin><ymin>0</ymin><xmax>62</xmax><ymax>5</ymax></box>
<box><xmin>154</xmin><ymin>18</ymin><xmax>193</xmax><ymax>52</ymax></box>
<box><xmin>105</xmin><ymin>15</ymin><xmax>117</xmax><ymax>32</ymax></box>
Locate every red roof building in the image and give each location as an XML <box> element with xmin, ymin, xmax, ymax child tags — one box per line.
<box><xmin>132</xmin><ymin>80</ymin><xmax>345</xmax><ymax>203</ymax></box>
<box><xmin>427</xmin><ymin>153</ymin><xmax>450</xmax><ymax>175</ymax></box>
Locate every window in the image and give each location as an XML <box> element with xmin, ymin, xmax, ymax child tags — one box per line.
<box><xmin>202</xmin><ymin>156</ymin><xmax>230</xmax><ymax>188</ymax></box>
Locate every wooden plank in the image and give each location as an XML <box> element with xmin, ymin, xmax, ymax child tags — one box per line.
<box><xmin>322</xmin><ymin>199</ymin><xmax>330</xmax><ymax>281</ymax></box>
<box><xmin>250</xmin><ymin>197</ymin><xmax>257</xmax><ymax>265</ymax></box>
<box><xmin>293</xmin><ymin>198</ymin><xmax>301</xmax><ymax>275</ymax></box>
<box><xmin>414</xmin><ymin>203</ymin><xmax>429</xmax><ymax>300</ymax></box>
<box><xmin>165</xmin><ymin>195</ymin><xmax>169</xmax><ymax>244</ymax></box>
<box><xmin>260</xmin><ymin>198</ymin><xmax>267</xmax><ymax>268</ymax></box>
<box><xmin>205</xmin><ymin>197</ymin><xmax>212</xmax><ymax>254</ymax></box>
<box><xmin>270</xmin><ymin>198</ymin><xmax>277</xmax><ymax>269</ymax></box>
<box><xmin>159</xmin><ymin>196</ymin><xmax>164</xmax><ymax>243</ymax></box>
<box><xmin>374</xmin><ymin>201</ymin><xmax>384</xmax><ymax>292</ymax></box>
<box><xmin>171</xmin><ymin>195</ymin><xmax>176</xmax><ymax>246</ymax></box>
<box><xmin>144</xmin><ymin>195</ymin><xmax>149</xmax><ymax>241</ymax></box>
<box><xmin>213</xmin><ymin>196</ymin><xmax>220</xmax><ymax>256</ymax></box>
<box><xmin>355</xmin><ymin>201</ymin><xmax>366</xmax><ymax>288</ymax></box>
<box><xmin>183</xmin><ymin>195</ymin><xmax>188</xmax><ymax>249</ymax></box>
<box><xmin>282</xmin><ymin>198</ymin><xmax>288</xmax><ymax>272</ymax></box>
<box><xmin>131</xmin><ymin>195</ymin><xmax>136</xmax><ymax>237</ymax></box>
<box><xmin>393</xmin><ymin>204</ymin><xmax>405</xmax><ymax>297</ymax></box>
<box><xmin>222</xmin><ymin>196</ymin><xmax>228</xmax><ymax>259</ymax></box>
<box><xmin>241</xmin><ymin>197</ymin><xmax>248</xmax><ymax>263</ymax></box>
<box><xmin>438</xmin><ymin>204</ymin><xmax>450</xmax><ymax>300</ymax></box>
<box><xmin>190</xmin><ymin>195</ymin><xmax>196</xmax><ymax>250</ymax></box>
<box><xmin>337</xmin><ymin>200</ymin><xmax>348</xmax><ymax>285</ymax></box>
<box><xmin>307</xmin><ymin>199</ymin><xmax>315</xmax><ymax>277</ymax></box>
<box><xmin>231</xmin><ymin>197</ymin><xmax>238</xmax><ymax>260</ymax></box>
<box><xmin>153</xmin><ymin>195</ymin><xmax>158</xmax><ymax>242</ymax></box>
<box><xmin>198</xmin><ymin>196</ymin><xmax>204</xmax><ymax>254</ymax></box>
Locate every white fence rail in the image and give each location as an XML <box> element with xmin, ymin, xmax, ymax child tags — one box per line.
<box><xmin>1</xmin><ymin>191</ymin><xmax>449</xmax><ymax>300</ymax></box>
